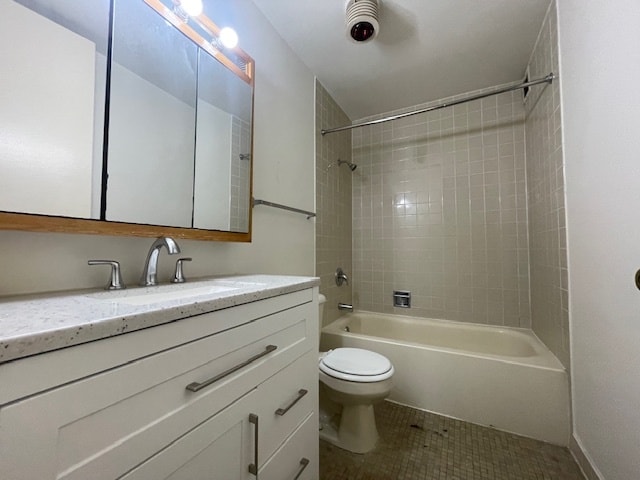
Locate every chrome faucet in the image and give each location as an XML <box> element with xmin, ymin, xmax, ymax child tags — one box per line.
<box><xmin>338</xmin><ymin>303</ymin><xmax>353</xmax><ymax>312</ymax></box>
<box><xmin>140</xmin><ymin>237</ymin><xmax>181</xmax><ymax>286</ymax></box>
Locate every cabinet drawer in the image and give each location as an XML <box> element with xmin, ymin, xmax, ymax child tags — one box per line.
<box><xmin>256</xmin><ymin>349</ymin><xmax>318</xmax><ymax>462</ymax></box>
<box><xmin>0</xmin><ymin>301</ymin><xmax>315</xmax><ymax>480</ymax></box>
<box><xmin>259</xmin><ymin>412</ymin><xmax>318</xmax><ymax>480</ymax></box>
<box><xmin>0</xmin><ymin>289</ymin><xmax>313</xmax><ymax>405</ymax></box>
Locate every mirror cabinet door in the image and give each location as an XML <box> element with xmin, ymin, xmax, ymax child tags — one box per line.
<box><xmin>0</xmin><ymin>0</ymin><xmax>110</xmax><ymax>220</ymax></box>
<box><xmin>107</xmin><ymin>0</ymin><xmax>197</xmax><ymax>228</ymax></box>
<box><xmin>195</xmin><ymin>50</ymin><xmax>252</xmax><ymax>233</ymax></box>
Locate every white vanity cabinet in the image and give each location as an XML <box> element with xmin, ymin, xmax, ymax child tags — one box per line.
<box><xmin>0</xmin><ymin>286</ymin><xmax>319</xmax><ymax>480</ymax></box>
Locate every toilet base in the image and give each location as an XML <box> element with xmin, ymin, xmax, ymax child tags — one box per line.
<box><xmin>319</xmin><ymin>404</ymin><xmax>379</xmax><ymax>454</ymax></box>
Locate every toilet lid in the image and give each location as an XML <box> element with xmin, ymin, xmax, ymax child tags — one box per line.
<box><xmin>320</xmin><ymin>348</ymin><xmax>393</xmax><ymax>382</ymax></box>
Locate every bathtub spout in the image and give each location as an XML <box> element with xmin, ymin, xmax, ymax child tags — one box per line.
<box><xmin>338</xmin><ymin>303</ymin><xmax>353</xmax><ymax>312</ymax></box>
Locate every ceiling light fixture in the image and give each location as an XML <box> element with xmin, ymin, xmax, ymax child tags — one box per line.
<box><xmin>346</xmin><ymin>0</ymin><xmax>379</xmax><ymax>43</ymax></box>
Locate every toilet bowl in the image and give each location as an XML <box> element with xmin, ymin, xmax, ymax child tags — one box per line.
<box><xmin>318</xmin><ymin>294</ymin><xmax>394</xmax><ymax>454</ymax></box>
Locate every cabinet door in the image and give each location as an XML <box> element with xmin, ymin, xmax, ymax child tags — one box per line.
<box><xmin>259</xmin><ymin>412</ymin><xmax>318</xmax><ymax>480</ymax></box>
<box><xmin>120</xmin><ymin>389</ymin><xmax>258</xmax><ymax>480</ymax></box>
<box><xmin>255</xmin><ymin>349</ymin><xmax>317</xmax><ymax>462</ymax></box>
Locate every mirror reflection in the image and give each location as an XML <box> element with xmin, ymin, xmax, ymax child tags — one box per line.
<box><xmin>107</xmin><ymin>0</ymin><xmax>197</xmax><ymax>227</ymax></box>
<box><xmin>0</xmin><ymin>0</ymin><xmax>109</xmax><ymax>219</ymax></box>
<box><xmin>195</xmin><ymin>49</ymin><xmax>252</xmax><ymax>232</ymax></box>
<box><xmin>0</xmin><ymin>0</ymin><xmax>253</xmax><ymax>235</ymax></box>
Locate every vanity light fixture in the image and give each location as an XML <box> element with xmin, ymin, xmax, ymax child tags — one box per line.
<box><xmin>144</xmin><ymin>0</ymin><xmax>254</xmax><ymax>85</ymax></box>
<box><xmin>211</xmin><ymin>26</ymin><xmax>239</xmax><ymax>50</ymax></box>
<box><xmin>174</xmin><ymin>0</ymin><xmax>204</xmax><ymax>17</ymax></box>
<box><xmin>218</xmin><ymin>26</ymin><xmax>238</xmax><ymax>49</ymax></box>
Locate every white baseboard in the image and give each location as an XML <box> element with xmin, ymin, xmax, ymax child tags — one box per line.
<box><xmin>570</xmin><ymin>434</ymin><xmax>603</xmax><ymax>480</ymax></box>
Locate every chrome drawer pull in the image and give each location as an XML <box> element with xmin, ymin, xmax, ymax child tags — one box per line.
<box><xmin>249</xmin><ymin>413</ymin><xmax>259</xmax><ymax>478</ymax></box>
<box><xmin>275</xmin><ymin>389</ymin><xmax>308</xmax><ymax>416</ymax></box>
<box><xmin>293</xmin><ymin>458</ymin><xmax>310</xmax><ymax>480</ymax></box>
<box><xmin>186</xmin><ymin>345</ymin><xmax>278</xmax><ymax>392</ymax></box>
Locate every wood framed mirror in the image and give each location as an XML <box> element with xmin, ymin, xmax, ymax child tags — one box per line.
<box><xmin>0</xmin><ymin>0</ymin><xmax>254</xmax><ymax>242</ymax></box>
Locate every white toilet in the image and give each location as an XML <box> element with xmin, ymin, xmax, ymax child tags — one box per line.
<box><xmin>318</xmin><ymin>294</ymin><xmax>394</xmax><ymax>453</ymax></box>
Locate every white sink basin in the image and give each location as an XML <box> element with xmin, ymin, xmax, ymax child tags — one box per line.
<box><xmin>89</xmin><ymin>280</ymin><xmax>265</xmax><ymax>306</ymax></box>
<box><xmin>110</xmin><ymin>285</ymin><xmax>239</xmax><ymax>306</ymax></box>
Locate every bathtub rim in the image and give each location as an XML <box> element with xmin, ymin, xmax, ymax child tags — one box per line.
<box><xmin>322</xmin><ymin>311</ymin><xmax>565</xmax><ymax>372</ymax></box>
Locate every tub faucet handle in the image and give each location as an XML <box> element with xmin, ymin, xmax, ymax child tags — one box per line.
<box><xmin>335</xmin><ymin>267</ymin><xmax>349</xmax><ymax>286</ymax></box>
<box><xmin>338</xmin><ymin>303</ymin><xmax>353</xmax><ymax>312</ymax></box>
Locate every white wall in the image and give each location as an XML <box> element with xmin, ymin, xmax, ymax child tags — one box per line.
<box><xmin>0</xmin><ymin>0</ymin><xmax>316</xmax><ymax>296</ymax></box>
<box><xmin>557</xmin><ymin>0</ymin><xmax>640</xmax><ymax>478</ymax></box>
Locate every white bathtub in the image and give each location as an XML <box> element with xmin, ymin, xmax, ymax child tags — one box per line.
<box><xmin>321</xmin><ymin>311</ymin><xmax>570</xmax><ymax>445</ymax></box>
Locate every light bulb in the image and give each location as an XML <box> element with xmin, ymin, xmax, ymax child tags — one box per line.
<box><xmin>179</xmin><ymin>0</ymin><xmax>203</xmax><ymax>17</ymax></box>
<box><xmin>218</xmin><ymin>27</ymin><xmax>238</xmax><ymax>49</ymax></box>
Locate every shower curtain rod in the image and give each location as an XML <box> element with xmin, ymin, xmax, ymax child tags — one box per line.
<box><xmin>321</xmin><ymin>73</ymin><xmax>555</xmax><ymax>135</ymax></box>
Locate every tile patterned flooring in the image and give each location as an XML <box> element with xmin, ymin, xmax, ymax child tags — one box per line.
<box><xmin>319</xmin><ymin>401</ymin><xmax>584</xmax><ymax>480</ymax></box>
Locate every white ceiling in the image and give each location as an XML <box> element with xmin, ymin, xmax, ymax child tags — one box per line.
<box><xmin>250</xmin><ymin>0</ymin><xmax>551</xmax><ymax>120</ymax></box>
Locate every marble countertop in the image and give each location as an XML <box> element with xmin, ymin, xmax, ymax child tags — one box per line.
<box><xmin>0</xmin><ymin>274</ymin><xmax>319</xmax><ymax>364</ymax></box>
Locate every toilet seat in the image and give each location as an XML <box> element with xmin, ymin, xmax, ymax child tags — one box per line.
<box><xmin>319</xmin><ymin>348</ymin><xmax>394</xmax><ymax>382</ymax></box>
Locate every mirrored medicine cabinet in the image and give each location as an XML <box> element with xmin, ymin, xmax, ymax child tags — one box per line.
<box><xmin>0</xmin><ymin>0</ymin><xmax>254</xmax><ymax>241</ymax></box>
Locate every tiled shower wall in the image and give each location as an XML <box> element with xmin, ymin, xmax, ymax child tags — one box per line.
<box><xmin>352</xmin><ymin>88</ymin><xmax>531</xmax><ymax>327</ymax></box>
<box><xmin>315</xmin><ymin>81</ymin><xmax>352</xmax><ymax>327</ymax></box>
<box><xmin>525</xmin><ymin>3</ymin><xmax>569</xmax><ymax>368</ymax></box>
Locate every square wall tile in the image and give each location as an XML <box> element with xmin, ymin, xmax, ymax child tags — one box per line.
<box><xmin>353</xmin><ymin>84</ymin><xmax>530</xmax><ymax>328</ymax></box>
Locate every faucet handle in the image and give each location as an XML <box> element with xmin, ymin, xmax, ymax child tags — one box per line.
<box><xmin>171</xmin><ymin>258</ymin><xmax>192</xmax><ymax>284</ymax></box>
<box><xmin>88</xmin><ymin>260</ymin><xmax>126</xmax><ymax>290</ymax></box>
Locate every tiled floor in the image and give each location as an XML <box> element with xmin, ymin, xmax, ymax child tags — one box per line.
<box><xmin>319</xmin><ymin>401</ymin><xmax>584</xmax><ymax>480</ymax></box>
